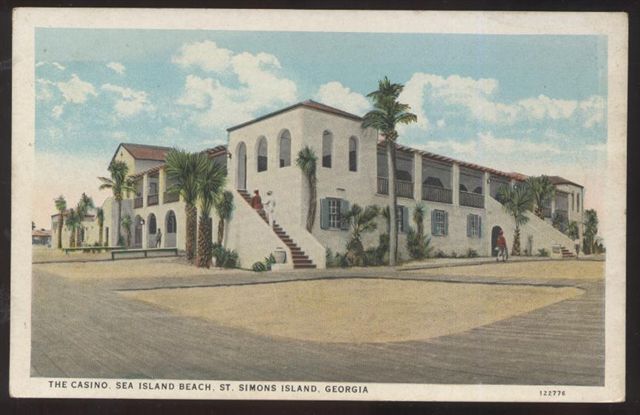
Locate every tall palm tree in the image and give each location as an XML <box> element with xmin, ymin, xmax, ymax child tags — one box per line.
<box><xmin>96</xmin><ymin>207</ymin><xmax>105</xmax><ymax>246</ymax></box>
<box><xmin>75</xmin><ymin>193</ymin><xmax>94</xmax><ymax>246</ymax></box>
<box><xmin>65</xmin><ymin>208</ymin><xmax>81</xmax><ymax>248</ymax></box>
<box><xmin>165</xmin><ymin>149</ymin><xmax>209</xmax><ymax>262</ymax></box>
<box><xmin>214</xmin><ymin>190</ymin><xmax>234</xmax><ymax>246</ymax></box>
<box><xmin>362</xmin><ymin>77</ymin><xmax>417</xmax><ymax>265</ymax></box>
<box><xmin>98</xmin><ymin>161</ymin><xmax>135</xmax><ymax>247</ymax></box>
<box><xmin>497</xmin><ymin>184</ymin><xmax>533</xmax><ymax>256</ymax></box>
<box><xmin>54</xmin><ymin>195</ymin><xmax>66</xmax><ymax>249</ymax></box>
<box><xmin>583</xmin><ymin>209</ymin><xmax>599</xmax><ymax>254</ymax></box>
<box><xmin>526</xmin><ymin>175</ymin><xmax>555</xmax><ymax>219</ymax></box>
<box><xmin>196</xmin><ymin>157</ymin><xmax>226</xmax><ymax>268</ymax></box>
<box><xmin>121</xmin><ymin>214</ymin><xmax>132</xmax><ymax>248</ymax></box>
<box><xmin>296</xmin><ymin>146</ymin><xmax>318</xmax><ymax>232</ymax></box>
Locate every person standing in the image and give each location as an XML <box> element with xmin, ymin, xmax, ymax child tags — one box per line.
<box><xmin>264</xmin><ymin>190</ymin><xmax>276</xmax><ymax>227</ymax></box>
<box><xmin>497</xmin><ymin>230</ymin><xmax>508</xmax><ymax>262</ymax></box>
<box><xmin>155</xmin><ymin>228</ymin><xmax>162</xmax><ymax>248</ymax></box>
<box><xmin>251</xmin><ymin>189</ymin><xmax>263</xmax><ymax>210</ymax></box>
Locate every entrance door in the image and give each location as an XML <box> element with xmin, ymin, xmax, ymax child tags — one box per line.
<box><xmin>491</xmin><ymin>226</ymin><xmax>502</xmax><ymax>257</ymax></box>
<box><xmin>237</xmin><ymin>142</ymin><xmax>247</xmax><ymax>190</ymax></box>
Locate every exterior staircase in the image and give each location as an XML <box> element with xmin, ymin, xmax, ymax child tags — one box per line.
<box><xmin>237</xmin><ymin>190</ymin><xmax>316</xmax><ymax>269</ymax></box>
<box><xmin>560</xmin><ymin>246</ymin><xmax>576</xmax><ymax>258</ymax></box>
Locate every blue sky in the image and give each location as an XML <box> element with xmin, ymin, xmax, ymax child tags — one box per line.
<box><xmin>34</xmin><ymin>28</ymin><xmax>608</xmax><ymax>227</ymax></box>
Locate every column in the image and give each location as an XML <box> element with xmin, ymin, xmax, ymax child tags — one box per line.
<box><xmin>413</xmin><ymin>153</ymin><xmax>422</xmax><ymax>202</ymax></box>
<box><xmin>452</xmin><ymin>163</ymin><xmax>460</xmax><ymax>206</ymax></box>
<box><xmin>142</xmin><ymin>173</ymin><xmax>149</xmax><ymax>208</ymax></box>
<box><xmin>159</xmin><ymin>168</ymin><xmax>166</xmax><ymax>204</ymax></box>
<box><xmin>483</xmin><ymin>172</ymin><xmax>490</xmax><ymax>208</ymax></box>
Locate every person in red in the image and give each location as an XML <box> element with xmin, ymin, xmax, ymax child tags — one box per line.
<box><xmin>496</xmin><ymin>229</ymin><xmax>508</xmax><ymax>262</ymax></box>
<box><xmin>250</xmin><ymin>189</ymin><xmax>263</xmax><ymax>210</ymax></box>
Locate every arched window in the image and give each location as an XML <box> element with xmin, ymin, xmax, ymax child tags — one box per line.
<box><xmin>257</xmin><ymin>136</ymin><xmax>268</xmax><ymax>172</ymax></box>
<box><xmin>148</xmin><ymin>213</ymin><xmax>157</xmax><ymax>234</ymax></box>
<box><xmin>322</xmin><ymin>131</ymin><xmax>333</xmax><ymax>168</ymax></box>
<box><xmin>166</xmin><ymin>211</ymin><xmax>177</xmax><ymax>233</ymax></box>
<box><xmin>349</xmin><ymin>136</ymin><xmax>358</xmax><ymax>172</ymax></box>
<box><xmin>279</xmin><ymin>130</ymin><xmax>291</xmax><ymax>167</ymax></box>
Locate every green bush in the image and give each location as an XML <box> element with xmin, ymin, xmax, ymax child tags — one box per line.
<box><xmin>211</xmin><ymin>243</ymin><xmax>239</xmax><ymax>268</ymax></box>
<box><xmin>363</xmin><ymin>247</ymin><xmax>384</xmax><ymax>266</ymax></box>
<box><xmin>252</xmin><ymin>261</ymin><xmax>267</xmax><ymax>272</ymax></box>
<box><xmin>466</xmin><ymin>248</ymin><xmax>478</xmax><ymax>258</ymax></box>
<box><xmin>537</xmin><ymin>248</ymin><xmax>550</xmax><ymax>257</ymax></box>
<box><xmin>450</xmin><ymin>251</ymin><xmax>458</xmax><ymax>258</ymax></box>
<box><xmin>434</xmin><ymin>249</ymin><xmax>448</xmax><ymax>258</ymax></box>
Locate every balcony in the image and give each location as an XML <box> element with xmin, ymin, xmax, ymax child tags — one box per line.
<box><xmin>377</xmin><ymin>177</ymin><xmax>414</xmax><ymax>199</ymax></box>
<box><xmin>164</xmin><ymin>191</ymin><xmax>180</xmax><ymax>203</ymax></box>
<box><xmin>460</xmin><ymin>191</ymin><xmax>484</xmax><ymax>208</ymax></box>
<box><xmin>147</xmin><ymin>193</ymin><xmax>159</xmax><ymax>206</ymax></box>
<box><xmin>422</xmin><ymin>185</ymin><xmax>452</xmax><ymax>204</ymax></box>
<box><xmin>134</xmin><ymin>197</ymin><xmax>143</xmax><ymax>209</ymax></box>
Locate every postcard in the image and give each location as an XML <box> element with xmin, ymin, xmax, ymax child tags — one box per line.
<box><xmin>11</xmin><ymin>8</ymin><xmax>627</xmax><ymax>401</ymax></box>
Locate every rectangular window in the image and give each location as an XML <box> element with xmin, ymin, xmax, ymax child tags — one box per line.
<box><xmin>431</xmin><ymin>209</ymin><xmax>448</xmax><ymax>236</ymax></box>
<box><xmin>257</xmin><ymin>156</ymin><xmax>268</xmax><ymax>172</ymax></box>
<box><xmin>322</xmin><ymin>154</ymin><xmax>332</xmax><ymax>168</ymax></box>
<box><xmin>467</xmin><ymin>214</ymin><xmax>482</xmax><ymax>238</ymax></box>
<box><xmin>328</xmin><ymin>198</ymin><xmax>341</xmax><ymax>229</ymax></box>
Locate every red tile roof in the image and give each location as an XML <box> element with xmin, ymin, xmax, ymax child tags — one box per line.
<box><xmin>130</xmin><ymin>145</ymin><xmax>228</xmax><ymax>179</ymax></box>
<box><xmin>121</xmin><ymin>143</ymin><xmax>173</xmax><ymax>161</ymax></box>
<box><xmin>227</xmin><ymin>100</ymin><xmax>363</xmax><ymax>132</ymax></box>
<box><xmin>547</xmin><ymin>175</ymin><xmax>584</xmax><ymax>188</ymax></box>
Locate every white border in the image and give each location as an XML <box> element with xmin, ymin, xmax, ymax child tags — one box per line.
<box><xmin>11</xmin><ymin>8</ymin><xmax>628</xmax><ymax>402</ymax></box>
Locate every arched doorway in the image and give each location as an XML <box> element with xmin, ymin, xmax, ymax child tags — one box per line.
<box><xmin>236</xmin><ymin>141</ymin><xmax>247</xmax><ymax>190</ymax></box>
<box><xmin>165</xmin><ymin>210</ymin><xmax>177</xmax><ymax>248</ymax></box>
<box><xmin>134</xmin><ymin>215</ymin><xmax>143</xmax><ymax>249</ymax></box>
<box><xmin>147</xmin><ymin>213</ymin><xmax>157</xmax><ymax>248</ymax></box>
<box><xmin>491</xmin><ymin>226</ymin><xmax>502</xmax><ymax>257</ymax></box>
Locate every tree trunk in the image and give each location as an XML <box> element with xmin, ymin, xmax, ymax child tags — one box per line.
<box><xmin>57</xmin><ymin>214</ymin><xmax>63</xmax><ymax>249</ymax></box>
<box><xmin>217</xmin><ymin>218</ymin><xmax>224</xmax><ymax>246</ymax></box>
<box><xmin>69</xmin><ymin>231</ymin><xmax>75</xmax><ymax>248</ymax></box>
<box><xmin>197</xmin><ymin>214</ymin><xmax>209</xmax><ymax>267</ymax></box>
<box><xmin>116</xmin><ymin>198</ymin><xmax>122</xmax><ymax>246</ymax></box>
<box><xmin>387</xmin><ymin>140</ymin><xmax>398</xmax><ymax>266</ymax></box>
<box><xmin>98</xmin><ymin>224</ymin><xmax>103</xmax><ymax>246</ymax></box>
<box><xmin>512</xmin><ymin>225</ymin><xmax>521</xmax><ymax>256</ymax></box>
<box><xmin>185</xmin><ymin>203</ymin><xmax>197</xmax><ymax>262</ymax></box>
<box><xmin>306</xmin><ymin>175</ymin><xmax>317</xmax><ymax>232</ymax></box>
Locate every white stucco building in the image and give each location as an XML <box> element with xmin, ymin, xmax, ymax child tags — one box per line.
<box><xmin>56</xmin><ymin>100</ymin><xmax>585</xmax><ymax>268</ymax></box>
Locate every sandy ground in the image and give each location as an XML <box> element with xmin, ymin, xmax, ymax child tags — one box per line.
<box><xmin>35</xmin><ymin>257</ymin><xmax>246</xmax><ymax>280</ymax></box>
<box><xmin>32</xmin><ymin>246</ymin><xmax>112</xmax><ymax>263</ymax></box>
<box><xmin>406</xmin><ymin>260</ymin><xmax>604</xmax><ymax>280</ymax></box>
<box><xmin>124</xmin><ymin>278</ymin><xmax>583</xmax><ymax>343</ymax></box>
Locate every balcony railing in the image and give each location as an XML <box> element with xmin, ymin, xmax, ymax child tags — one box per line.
<box><xmin>422</xmin><ymin>185</ymin><xmax>452</xmax><ymax>204</ymax></box>
<box><xmin>147</xmin><ymin>193</ymin><xmax>159</xmax><ymax>206</ymax></box>
<box><xmin>134</xmin><ymin>197</ymin><xmax>143</xmax><ymax>209</ymax></box>
<box><xmin>164</xmin><ymin>191</ymin><xmax>180</xmax><ymax>203</ymax></box>
<box><xmin>377</xmin><ymin>177</ymin><xmax>414</xmax><ymax>199</ymax></box>
<box><xmin>460</xmin><ymin>191</ymin><xmax>484</xmax><ymax>208</ymax></box>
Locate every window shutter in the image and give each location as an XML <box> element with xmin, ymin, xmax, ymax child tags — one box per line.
<box><xmin>320</xmin><ymin>199</ymin><xmax>329</xmax><ymax>230</ymax></box>
<box><xmin>478</xmin><ymin>216</ymin><xmax>482</xmax><ymax>238</ymax></box>
<box><xmin>444</xmin><ymin>211</ymin><xmax>449</xmax><ymax>235</ymax></box>
<box><xmin>340</xmin><ymin>199</ymin><xmax>350</xmax><ymax>230</ymax></box>
<box><xmin>431</xmin><ymin>210</ymin><xmax>436</xmax><ymax>235</ymax></box>
<box><xmin>402</xmin><ymin>206</ymin><xmax>409</xmax><ymax>234</ymax></box>
<box><xmin>466</xmin><ymin>214</ymin><xmax>471</xmax><ymax>237</ymax></box>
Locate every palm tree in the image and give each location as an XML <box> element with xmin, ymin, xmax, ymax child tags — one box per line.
<box><xmin>362</xmin><ymin>77</ymin><xmax>417</xmax><ymax>265</ymax></box>
<box><xmin>65</xmin><ymin>208</ymin><xmax>81</xmax><ymax>248</ymax></box>
<box><xmin>196</xmin><ymin>157</ymin><xmax>226</xmax><ymax>267</ymax></box>
<box><xmin>567</xmin><ymin>220</ymin><xmax>580</xmax><ymax>240</ymax></box>
<box><xmin>583</xmin><ymin>209</ymin><xmax>599</xmax><ymax>254</ymax></box>
<box><xmin>54</xmin><ymin>195</ymin><xmax>66</xmax><ymax>249</ymax></box>
<box><xmin>296</xmin><ymin>146</ymin><xmax>318</xmax><ymax>232</ymax></box>
<box><xmin>526</xmin><ymin>175</ymin><xmax>555</xmax><ymax>219</ymax></box>
<box><xmin>96</xmin><ymin>207</ymin><xmax>105</xmax><ymax>246</ymax></box>
<box><xmin>497</xmin><ymin>184</ymin><xmax>533</xmax><ymax>256</ymax></box>
<box><xmin>214</xmin><ymin>190</ymin><xmax>234</xmax><ymax>246</ymax></box>
<box><xmin>165</xmin><ymin>149</ymin><xmax>209</xmax><ymax>262</ymax></box>
<box><xmin>121</xmin><ymin>215</ymin><xmax>132</xmax><ymax>248</ymax></box>
<box><xmin>76</xmin><ymin>193</ymin><xmax>94</xmax><ymax>246</ymax></box>
<box><xmin>98</xmin><ymin>161</ymin><xmax>135</xmax><ymax>247</ymax></box>
<box><xmin>412</xmin><ymin>203</ymin><xmax>427</xmax><ymax>256</ymax></box>
<box><xmin>342</xmin><ymin>204</ymin><xmax>379</xmax><ymax>266</ymax></box>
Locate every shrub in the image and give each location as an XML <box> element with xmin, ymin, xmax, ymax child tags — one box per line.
<box><xmin>450</xmin><ymin>251</ymin><xmax>458</xmax><ymax>258</ymax></box>
<box><xmin>326</xmin><ymin>248</ymin><xmax>334</xmax><ymax>267</ymax></box>
<box><xmin>252</xmin><ymin>261</ymin><xmax>267</xmax><ymax>272</ymax></box>
<box><xmin>435</xmin><ymin>249</ymin><xmax>448</xmax><ymax>258</ymax></box>
<box><xmin>363</xmin><ymin>247</ymin><xmax>384</xmax><ymax>266</ymax></box>
<box><xmin>537</xmin><ymin>248</ymin><xmax>550</xmax><ymax>257</ymax></box>
<box><xmin>466</xmin><ymin>248</ymin><xmax>478</xmax><ymax>258</ymax></box>
<box><xmin>211</xmin><ymin>243</ymin><xmax>239</xmax><ymax>268</ymax></box>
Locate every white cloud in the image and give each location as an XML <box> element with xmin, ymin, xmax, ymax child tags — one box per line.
<box><xmin>106</xmin><ymin>62</ymin><xmax>126</xmax><ymax>75</ymax></box>
<box><xmin>314</xmin><ymin>81</ymin><xmax>370</xmax><ymax>115</ymax></box>
<box><xmin>52</xmin><ymin>62</ymin><xmax>66</xmax><ymax>71</ymax></box>
<box><xmin>51</xmin><ymin>105</ymin><xmax>64</xmax><ymax>119</ymax></box>
<box><xmin>36</xmin><ymin>78</ymin><xmax>55</xmax><ymax>101</ymax></box>
<box><xmin>111</xmin><ymin>131</ymin><xmax>128</xmax><ymax>141</ymax></box>
<box><xmin>436</xmin><ymin>119</ymin><xmax>446</xmax><ymax>128</ymax></box>
<box><xmin>56</xmin><ymin>74</ymin><xmax>97</xmax><ymax>104</ymax></box>
<box><xmin>101</xmin><ymin>83</ymin><xmax>154</xmax><ymax>118</ymax></box>
<box><xmin>399</xmin><ymin>72</ymin><xmax>605</xmax><ymax>130</ymax></box>
<box><xmin>172</xmin><ymin>40</ymin><xmax>233</xmax><ymax>72</ymax></box>
<box><xmin>174</xmin><ymin>41</ymin><xmax>298</xmax><ymax>130</ymax></box>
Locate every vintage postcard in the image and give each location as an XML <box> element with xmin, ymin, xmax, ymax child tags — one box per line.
<box><xmin>11</xmin><ymin>8</ymin><xmax>627</xmax><ymax>401</ymax></box>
